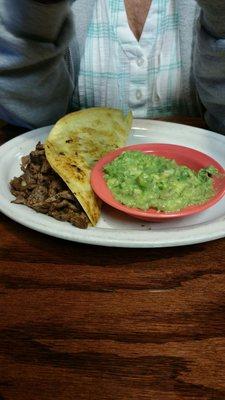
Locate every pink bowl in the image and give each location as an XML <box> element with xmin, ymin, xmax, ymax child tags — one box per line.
<box><xmin>91</xmin><ymin>143</ymin><xmax>225</xmax><ymax>221</ymax></box>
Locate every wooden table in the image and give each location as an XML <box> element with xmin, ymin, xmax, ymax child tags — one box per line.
<box><xmin>1</xmin><ymin>117</ymin><xmax>225</xmax><ymax>400</ymax></box>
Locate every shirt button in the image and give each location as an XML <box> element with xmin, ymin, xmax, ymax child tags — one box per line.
<box><xmin>136</xmin><ymin>89</ymin><xmax>142</xmax><ymax>100</ymax></box>
<box><xmin>136</xmin><ymin>57</ymin><xmax>145</xmax><ymax>67</ymax></box>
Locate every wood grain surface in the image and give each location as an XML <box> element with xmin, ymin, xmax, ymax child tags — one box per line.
<box><xmin>1</xmin><ymin>117</ymin><xmax>225</xmax><ymax>400</ymax></box>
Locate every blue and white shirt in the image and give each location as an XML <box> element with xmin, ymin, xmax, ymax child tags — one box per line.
<box><xmin>78</xmin><ymin>0</ymin><xmax>184</xmax><ymax>118</ymax></box>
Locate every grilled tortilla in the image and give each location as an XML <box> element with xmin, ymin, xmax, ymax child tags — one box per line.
<box><xmin>45</xmin><ymin>108</ymin><xmax>132</xmax><ymax>226</ymax></box>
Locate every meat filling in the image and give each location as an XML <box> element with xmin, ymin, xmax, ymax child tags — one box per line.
<box><xmin>10</xmin><ymin>142</ymin><xmax>89</xmax><ymax>229</ymax></box>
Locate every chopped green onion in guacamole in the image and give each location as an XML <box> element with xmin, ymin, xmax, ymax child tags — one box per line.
<box><xmin>104</xmin><ymin>151</ymin><xmax>219</xmax><ymax>212</ymax></box>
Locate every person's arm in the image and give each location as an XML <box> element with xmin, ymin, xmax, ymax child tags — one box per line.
<box><xmin>0</xmin><ymin>0</ymin><xmax>74</xmax><ymax>129</ymax></box>
<box><xmin>193</xmin><ymin>1</ymin><xmax>225</xmax><ymax>133</ymax></box>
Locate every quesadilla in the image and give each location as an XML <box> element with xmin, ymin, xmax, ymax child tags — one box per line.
<box><xmin>45</xmin><ymin>107</ymin><xmax>132</xmax><ymax>226</ymax></box>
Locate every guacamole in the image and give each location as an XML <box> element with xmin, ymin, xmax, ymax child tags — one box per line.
<box><xmin>104</xmin><ymin>151</ymin><xmax>218</xmax><ymax>212</ymax></box>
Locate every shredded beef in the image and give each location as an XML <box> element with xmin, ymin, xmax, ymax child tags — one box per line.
<box><xmin>10</xmin><ymin>142</ymin><xmax>89</xmax><ymax>229</ymax></box>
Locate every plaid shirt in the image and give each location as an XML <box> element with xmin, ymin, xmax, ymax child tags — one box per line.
<box><xmin>78</xmin><ymin>0</ymin><xmax>184</xmax><ymax>118</ymax></box>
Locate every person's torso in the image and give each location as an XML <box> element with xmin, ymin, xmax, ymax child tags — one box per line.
<box><xmin>71</xmin><ymin>0</ymin><xmax>200</xmax><ymax>117</ymax></box>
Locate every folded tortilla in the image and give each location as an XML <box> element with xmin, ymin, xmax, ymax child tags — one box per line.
<box><xmin>45</xmin><ymin>108</ymin><xmax>132</xmax><ymax>226</ymax></box>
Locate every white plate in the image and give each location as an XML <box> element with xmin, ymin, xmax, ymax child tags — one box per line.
<box><xmin>1</xmin><ymin>119</ymin><xmax>225</xmax><ymax>248</ymax></box>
